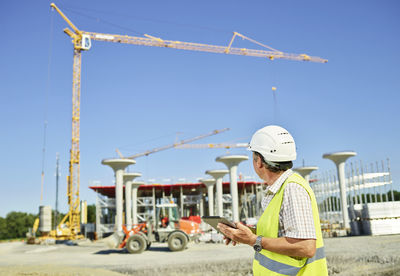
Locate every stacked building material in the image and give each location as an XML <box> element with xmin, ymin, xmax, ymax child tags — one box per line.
<box><xmin>361</xmin><ymin>202</ymin><xmax>400</xmax><ymax>235</ymax></box>
<box><xmin>348</xmin><ymin>204</ymin><xmax>363</xmax><ymax>235</ymax></box>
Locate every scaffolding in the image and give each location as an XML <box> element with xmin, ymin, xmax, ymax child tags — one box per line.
<box><xmin>95</xmin><ymin>193</ymin><xmax>116</xmax><ymax>238</ymax></box>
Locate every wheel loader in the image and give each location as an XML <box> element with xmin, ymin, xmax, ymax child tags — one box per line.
<box><xmin>106</xmin><ymin>202</ymin><xmax>201</xmax><ymax>253</ymax></box>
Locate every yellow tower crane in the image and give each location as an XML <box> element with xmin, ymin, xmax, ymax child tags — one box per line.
<box><xmin>50</xmin><ymin>3</ymin><xmax>327</xmax><ymax>240</ymax></box>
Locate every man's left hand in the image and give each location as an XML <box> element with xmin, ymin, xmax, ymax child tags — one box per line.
<box><xmin>218</xmin><ymin>222</ymin><xmax>257</xmax><ymax>246</ymax></box>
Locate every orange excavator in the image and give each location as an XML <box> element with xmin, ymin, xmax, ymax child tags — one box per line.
<box><xmin>109</xmin><ymin>202</ymin><xmax>200</xmax><ymax>253</ymax></box>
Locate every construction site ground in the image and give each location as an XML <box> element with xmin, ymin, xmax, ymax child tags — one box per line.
<box><xmin>0</xmin><ymin>234</ymin><xmax>399</xmax><ymax>276</ymax></box>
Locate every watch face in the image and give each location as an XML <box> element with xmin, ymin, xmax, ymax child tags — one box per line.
<box><xmin>254</xmin><ymin>244</ymin><xmax>262</xmax><ymax>252</ymax></box>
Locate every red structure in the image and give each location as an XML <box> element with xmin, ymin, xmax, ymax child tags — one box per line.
<box><xmin>89</xmin><ymin>181</ymin><xmax>262</xmax><ymax>198</ymax></box>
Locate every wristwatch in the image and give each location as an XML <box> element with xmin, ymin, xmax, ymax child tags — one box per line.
<box><xmin>253</xmin><ymin>235</ymin><xmax>263</xmax><ymax>252</ymax></box>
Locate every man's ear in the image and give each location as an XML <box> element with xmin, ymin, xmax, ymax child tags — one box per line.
<box><xmin>255</xmin><ymin>155</ymin><xmax>263</xmax><ymax>169</ymax></box>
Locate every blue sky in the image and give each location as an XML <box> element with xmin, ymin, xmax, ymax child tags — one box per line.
<box><xmin>0</xmin><ymin>0</ymin><xmax>399</xmax><ymax>216</ymax></box>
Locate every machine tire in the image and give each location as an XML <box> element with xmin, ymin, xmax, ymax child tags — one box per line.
<box><xmin>126</xmin><ymin>234</ymin><xmax>146</xmax><ymax>254</ymax></box>
<box><xmin>168</xmin><ymin>231</ymin><xmax>188</xmax><ymax>252</ymax></box>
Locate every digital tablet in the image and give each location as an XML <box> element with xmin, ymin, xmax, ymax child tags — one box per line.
<box><xmin>202</xmin><ymin>216</ymin><xmax>257</xmax><ymax>234</ymax></box>
<box><xmin>202</xmin><ymin>216</ymin><xmax>237</xmax><ymax>232</ymax></box>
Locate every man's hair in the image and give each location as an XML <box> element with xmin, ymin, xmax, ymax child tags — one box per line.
<box><xmin>254</xmin><ymin>152</ymin><xmax>293</xmax><ymax>173</ymax></box>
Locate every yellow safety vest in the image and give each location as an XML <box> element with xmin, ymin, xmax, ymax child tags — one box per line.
<box><xmin>253</xmin><ymin>173</ymin><xmax>328</xmax><ymax>276</ymax></box>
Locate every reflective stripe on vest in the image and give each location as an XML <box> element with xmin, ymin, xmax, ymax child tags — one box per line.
<box><xmin>254</xmin><ymin>246</ymin><xmax>326</xmax><ymax>276</ymax></box>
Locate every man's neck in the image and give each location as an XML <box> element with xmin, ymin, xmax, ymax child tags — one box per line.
<box><xmin>263</xmin><ymin>170</ymin><xmax>285</xmax><ymax>186</ymax></box>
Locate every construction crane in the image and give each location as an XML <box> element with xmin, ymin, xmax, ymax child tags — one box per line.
<box><xmin>175</xmin><ymin>142</ymin><xmax>249</xmax><ymax>149</ymax></box>
<box><xmin>116</xmin><ymin>128</ymin><xmax>230</xmax><ymax>159</ymax></box>
<box><xmin>50</xmin><ymin>3</ymin><xmax>327</xmax><ymax>240</ymax></box>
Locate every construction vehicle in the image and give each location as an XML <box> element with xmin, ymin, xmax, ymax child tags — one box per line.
<box><xmin>107</xmin><ymin>202</ymin><xmax>200</xmax><ymax>253</ymax></box>
<box><xmin>50</xmin><ymin>3</ymin><xmax>327</xmax><ymax>241</ymax></box>
<box><xmin>26</xmin><ymin>218</ymin><xmax>40</xmax><ymax>244</ymax></box>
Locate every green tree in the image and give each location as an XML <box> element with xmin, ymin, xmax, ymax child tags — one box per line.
<box><xmin>0</xmin><ymin>217</ymin><xmax>7</xmax><ymax>240</ymax></box>
<box><xmin>4</xmin><ymin>212</ymin><xmax>37</xmax><ymax>239</ymax></box>
<box><xmin>87</xmin><ymin>204</ymin><xmax>96</xmax><ymax>223</ymax></box>
<box><xmin>387</xmin><ymin>190</ymin><xmax>400</xmax><ymax>201</ymax></box>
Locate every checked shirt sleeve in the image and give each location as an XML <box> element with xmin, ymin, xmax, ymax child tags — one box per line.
<box><xmin>278</xmin><ymin>182</ymin><xmax>316</xmax><ymax>239</ymax></box>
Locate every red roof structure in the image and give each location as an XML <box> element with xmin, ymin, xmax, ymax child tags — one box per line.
<box><xmin>89</xmin><ymin>181</ymin><xmax>262</xmax><ymax>198</ymax></box>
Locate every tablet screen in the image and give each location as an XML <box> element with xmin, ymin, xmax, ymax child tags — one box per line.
<box><xmin>202</xmin><ymin>216</ymin><xmax>237</xmax><ymax>232</ymax></box>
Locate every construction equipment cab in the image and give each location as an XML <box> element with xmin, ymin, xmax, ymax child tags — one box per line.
<box><xmin>153</xmin><ymin>203</ymin><xmax>200</xmax><ymax>247</ymax></box>
<box><xmin>157</xmin><ymin>203</ymin><xmax>178</xmax><ymax>229</ymax></box>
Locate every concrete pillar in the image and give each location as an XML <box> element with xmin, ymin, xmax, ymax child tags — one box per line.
<box><xmin>293</xmin><ymin>166</ymin><xmax>319</xmax><ymax>184</ymax></box>
<box><xmin>123</xmin><ymin>172</ymin><xmax>141</xmax><ymax>229</ymax></box>
<box><xmin>201</xmin><ymin>179</ymin><xmax>216</xmax><ymax>216</ymax></box>
<box><xmin>102</xmin><ymin>159</ymin><xmax>135</xmax><ymax>232</ymax></box>
<box><xmin>199</xmin><ymin>194</ymin><xmax>204</xmax><ymax>217</ymax></box>
<box><xmin>205</xmin><ymin>170</ymin><xmax>228</xmax><ymax>217</ymax></box>
<box><xmin>152</xmin><ymin>187</ymin><xmax>156</xmax><ymax>223</ymax></box>
<box><xmin>132</xmin><ymin>181</ymin><xmax>145</xmax><ymax>225</ymax></box>
<box><xmin>216</xmin><ymin>155</ymin><xmax>249</xmax><ymax>222</ymax></box>
<box><xmin>323</xmin><ymin>151</ymin><xmax>356</xmax><ymax>231</ymax></box>
<box><xmin>180</xmin><ymin>185</ymin><xmax>184</xmax><ymax>217</ymax></box>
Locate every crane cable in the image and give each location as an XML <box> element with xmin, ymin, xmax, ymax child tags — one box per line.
<box><xmin>59</xmin><ymin>4</ymin><xmax>230</xmax><ymax>35</ymax></box>
<box><xmin>61</xmin><ymin>6</ymin><xmax>144</xmax><ymax>36</ymax></box>
<box><xmin>40</xmin><ymin>8</ymin><xmax>55</xmax><ymax>202</ymax></box>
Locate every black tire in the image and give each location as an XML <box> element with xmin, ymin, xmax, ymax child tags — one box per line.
<box><xmin>167</xmin><ymin>231</ymin><xmax>188</xmax><ymax>252</ymax></box>
<box><xmin>126</xmin><ymin>234</ymin><xmax>146</xmax><ymax>254</ymax></box>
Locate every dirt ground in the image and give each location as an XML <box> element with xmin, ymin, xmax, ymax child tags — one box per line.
<box><xmin>0</xmin><ymin>235</ymin><xmax>399</xmax><ymax>275</ymax></box>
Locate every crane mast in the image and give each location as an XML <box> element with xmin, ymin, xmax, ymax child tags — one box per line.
<box><xmin>67</xmin><ymin>48</ymin><xmax>82</xmax><ymax>237</ymax></box>
<box><xmin>50</xmin><ymin>3</ymin><xmax>89</xmax><ymax>239</ymax></box>
<box><xmin>50</xmin><ymin>3</ymin><xmax>327</xmax><ymax>240</ymax></box>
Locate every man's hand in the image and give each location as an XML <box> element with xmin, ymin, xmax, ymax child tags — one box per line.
<box><xmin>218</xmin><ymin>222</ymin><xmax>257</xmax><ymax>246</ymax></box>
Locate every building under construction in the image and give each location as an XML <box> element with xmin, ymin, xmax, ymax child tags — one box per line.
<box><xmin>90</xmin><ymin>180</ymin><xmax>263</xmax><ymax>238</ymax></box>
<box><xmin>87</xmin><ymin>150</ymin><xmax>400</xmax><ymax>239</ymax></box>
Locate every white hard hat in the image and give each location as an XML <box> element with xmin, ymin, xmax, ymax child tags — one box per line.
<box><xmin>248</xmin><ymin>125</ymin><xmax>297</xmax><ymax>162</ymax></box>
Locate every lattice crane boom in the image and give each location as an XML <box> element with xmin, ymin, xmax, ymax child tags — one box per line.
<box><xmin>86</xmin><ymin>31</ymin><xmax>327</xmax><ymax>63</ymax></box>
<box><xmin>117</xmin><ymin>128</ymin><xmax>230</xmax><ymax>159</ymax></box>
<box><xmin>50</xmin><ymin>2</ymin><xmax>327</xmax><ymax>240</ymax></box>
<box><xmin>175</xmin><ymin>143</ymin><xmax>249</xmax><ymax>149</ymax></box>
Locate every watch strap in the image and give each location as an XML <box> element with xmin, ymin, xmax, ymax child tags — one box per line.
<box><xmin>253</xmin><ymin>235</ymin><xmax>262</xmax><ymax>252</ymax></box>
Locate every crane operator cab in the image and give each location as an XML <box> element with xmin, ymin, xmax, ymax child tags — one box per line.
<box><xmin>80</xmin><ymin>34</ymin><xmax>91</xmax><ymax>51</ymax></box>
<box><xmin>156</xmin><ymin>203</ymin><xmax>179</xmax><ymax>230</ymax></box>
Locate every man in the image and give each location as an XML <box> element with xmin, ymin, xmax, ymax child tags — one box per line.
<box><xmin>218</xmin><ymin>125</ymin><xmax>328</xmax><ymax>275</ymax></box>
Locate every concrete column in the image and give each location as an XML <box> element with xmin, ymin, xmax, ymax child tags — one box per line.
<box><xmin>216</xmin><ymin>155</ymin><xmax>249</xmax><ymax>222</ymax></box>
<box><xmin>199</xmin><ymin>193</ymin><xmax>204</xmax><ymax>217</ymax></box>
<box><xmin>180</xmin><ymin>186</ymin><xmax>184</xmax><ymax>217</ymax></box>
<box><xmin>323</xmin><ymin>151</ymin><xmax>356</xmax><ymax>231</ymax></box>
<box><xmin>123</xmin><ymin>172</ymin><xmax>141</xmax><ymax>229</ymax></box>
<box><xmin>102</xmin><ymin>159</ymin><xmax>135</xmax><ymax>232</ymax></box>
<box><xmin>152</xmin><ymin>187</ymin><xmax>156</xmax><ymax>223</ymax></box>
<box><xmin>132</xmin><ymin>181</ymin><xmax>145</xmax><ymax>225</ymax></box>
<box><xmin>95</xmin><ymin>192</ymin><xmax>101</xmax><ymax>235</ymax></box>
<box><xmin>206</xmin><ymin>170</ymin><xmax>228</xmax><ymax>217</ymax></box>
<box><xmin>201</xmin><ymin>179</ymin><xmax>216</xmax><ymax>216</ymax></box>
<box><xmin>293</xmin><ymin>166</ymin><xmax>319</xmax><ymax>184</ymax></box>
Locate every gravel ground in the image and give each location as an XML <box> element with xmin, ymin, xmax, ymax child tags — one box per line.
<box><xmin>0</xmin><ymin>235</ymin><xmax>399</xmax><ymax>275</ymax></box>
<box><xmin>324</xmin><ymin>235</ymin><xmax>400</xmax><ymax>276</ymax></box>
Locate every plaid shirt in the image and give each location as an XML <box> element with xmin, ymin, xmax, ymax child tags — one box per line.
<box><xmin>261</xmin><ymin>169</ymin><xmax>316</xmax><ymax>239</ymax></box>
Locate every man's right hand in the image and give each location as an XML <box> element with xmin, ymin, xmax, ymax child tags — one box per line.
<box><xmin>223</xmin><ymin>235</ymin><xmax>237</xmax><ymax>246</ymax></box>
